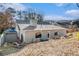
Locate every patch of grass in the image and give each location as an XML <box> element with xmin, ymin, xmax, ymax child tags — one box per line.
<box><xmin>0</xmin><ymin>43</ymin><xmax>20</xmax><ymax>56</ymax></box>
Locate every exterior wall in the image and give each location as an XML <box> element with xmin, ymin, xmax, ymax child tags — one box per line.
<box><xmin>23</xmin><ymin>29</ymin><xmax>66</xmax><ymax>43</ymax></box>
<box><xmin>41</xmin><ymin>31</ymin><xmax>49</xmax><ymax>40</ymax></box>
<box><xmin>23</xmin><ymin>30</ymin><xmax>49</xmax><ymax>43</ymax></box>
<box><xmin>15</xmin><ymin>24</ymin><xmax>29</xmax><ymax>40</ymax></box>
<box><xmin>0</xmin><ymin>34</ymin><xmax>5</xmax><ymax>46</ymax></box>
<box><xmin>30</xmin><ymin>20</ymin><xmax>37</xmax><ymax>26</ymax></box>
<box><xmin>49</xmin><ymin>29</ymin><xmax>66</xmax><ymax>39</ymax></box>
<box><xmin>4</xmin><ymin>32</ymin><xmax>18</xmax><ymax>43</ymax></box>
<box><xmin>23</xmin><ymin>31</ymin><xmax>35</xmax><ymax>43</ymax></box>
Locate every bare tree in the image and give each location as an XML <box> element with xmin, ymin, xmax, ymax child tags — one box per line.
<box><xmin>27</xmin><ymin>8</ymin><xmax>44</xmax><ymax>25</ymax></box>
<box><xmin>0</xmin><ymin>7</ymin><xmax>16</xmax><ymax>33</ymax></box>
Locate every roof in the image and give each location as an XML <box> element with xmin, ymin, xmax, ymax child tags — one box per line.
<box><xmin>23</xmin><ymin>26</ymin><xmax>36</xmax><ymax>30</ymax></box>
<box><xmin>23</xmin><ymin>25</ymin><xmax>67</xmax><ymax>31</ymax></box>
<box><xmin>17</xmin><ymin>24</ymin><xmax>29</xmax><ymax>30</ymax></box>
<box><xmin>16</xmin><ymin>20</ymin><xmax>29</xmax><ymax>24</ymax></box>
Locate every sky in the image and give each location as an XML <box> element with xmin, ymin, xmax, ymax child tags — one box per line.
<box><xmin>22</xmin><ymin>3</ymin><xmax>79</xmax><ymax>20</ymax></box>
<box><xmin>0</xmin><ymin>3</ymin><xmax>79</xmax><ymax>20</ymax></box>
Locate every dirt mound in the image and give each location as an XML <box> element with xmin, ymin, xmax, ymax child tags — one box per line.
<box><xmin>8</xmin><ymin>37</ymin><xmax>79</xmax><ymax>56</ymax></box>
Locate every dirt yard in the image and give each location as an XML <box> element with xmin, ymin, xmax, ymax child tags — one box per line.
<box><xmin>8</xmin><ymin>32</ymin><xmax>79</xmax><ymax>56</ymax></box>
<box><xmin>0</xmin><ymin>43</ymin><xmax>20</xmax><ymax>56</ymax></box>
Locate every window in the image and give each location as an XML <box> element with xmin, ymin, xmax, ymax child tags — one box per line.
<box><xmin>35</xmin><ymin>32</ymin><xmax>41</xmax><ymax>38</ymax></box>
<box><xmin>48</xmin><ymin>33</ymin><xmax>49</xmax><ymax>38</ymax></box>
<box><xmin>54</xmin><ymin>32</ymin><xmax>58</xmax><ymax>36</ymax></box>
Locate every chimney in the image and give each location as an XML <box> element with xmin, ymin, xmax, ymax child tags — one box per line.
<box><xmin>29</xmin><ymin>13</ymin><xmax>38</xmax><ymax>26</ymax></box>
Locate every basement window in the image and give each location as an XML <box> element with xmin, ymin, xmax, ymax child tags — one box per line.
<box><xmin>54</xmin><ymin>32</ymin><xmax>58</xmax><ymax>36</ymax></box>
<box><xmin>35</xmin><ymin>32</ymin><xmax>41</xmax><ymax>38</ymax></box>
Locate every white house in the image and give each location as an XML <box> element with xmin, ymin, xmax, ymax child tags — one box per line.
<box><xmin>16</xmin><ymin>23</ymin><xmax>67</xmax><ymax>44</ymax></box>
<box><xmin>16</xmin><ymin>13</ymin><xmax>67</xmax><ymax>44</ymax></box>
<box><xmin>21</xmin><ymin>25</ymin><xmax>67</xmax><ymax>43</ymax></box>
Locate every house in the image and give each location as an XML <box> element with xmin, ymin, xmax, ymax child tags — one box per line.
<box><xmin>16</xmin><ymin>23</ymin><xmax>67</xmax><ymax>44</ymax></box>
<box><xmin>15</xmin><ymin>13</ymin><xmax>67</xmax><ymax>44</ymax></box>
<box><xmin>21</xmin><ymin>25</ymin><xmax>67</xmax><ymax>43</ymax></box>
